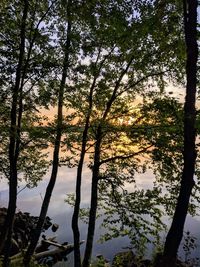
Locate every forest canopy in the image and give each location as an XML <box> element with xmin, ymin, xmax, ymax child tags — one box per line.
<box><xmin>0</xmin><ymin>0</ymin><xmax>199</xmax><ymax>267</ymax></box>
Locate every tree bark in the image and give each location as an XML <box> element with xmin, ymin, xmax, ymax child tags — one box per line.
<box><xmin>0</xmin><ymin>1</ymin><xmax>28</xmax><ymax>266</ymax></box>
<box><xmin>72</xmin><ymin>108</ymin><xmax>92</xmax><ymax>267</ymax></box>
<box><xmin>72</xmin><ymin>50</ymin><xmax>102</xmax><ymax>267</ymax></box>
<box><xmin>155</xmin><ymin>1</ymin><xmax>198</xmax><ymax>266</ymax></box>
<box><xmin>82</xmin><ymin>128</ymin><xmax>101</xmax><ymax>267</ymax></box>
<box><xmin>23</xmin><ymin>4</ymin><xmax>71</xmax><ymax>265</ymax></box>
<box><xmin>72</xmin><ymin>128</ymin><xmax>88</xmax><ymax>267</ymax></box>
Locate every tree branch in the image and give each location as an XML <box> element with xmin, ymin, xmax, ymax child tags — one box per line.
<box><xmin>99</xmin><ymin>145</ymin><xmax>153</xmax><ymax>166</ymax></box>
<box><xmin>116</xmin><ymin>71</ymin><xmax>166</xmax><ymax>98</ymax></box>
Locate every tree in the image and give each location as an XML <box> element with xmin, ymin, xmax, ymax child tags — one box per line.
<box><xmin>155</xmin><ymin>0</ymin><xmax>198</xmax><ymax>266</ymax></box>
<box><xmin>0</xmin><ymin>0</ymin><xmax>58</xmax><ymax>265</ymax></box>
<box><xmin>23</xmin><ymin>0</ymin><xmax>72</xmax><ymax>265</ymax></box>
<box><xmin>98</xmin><ymin>96</ymin><xmax>184</xmax><ymax>254</ymax></box>
<box><xmin>71</xmin><ymin>47</ymin><xmax>111</xmax><ymax>267</ymax></box>
<box><xmin>0</xmin><ymin>1</ymin><xmax>195</xmax><ymax>267</ymax></box>
<box><xmin>62</xmin><ymin>1</ymin><xmax>187</xmax><ymax>266</ymax></box>
<box><xmin>80</xmin><ymin>2</ymin><xmax>186</xmax><ymax>265</ymax></box>
<box><xmin>0</xmin><ymin>2</ymin><xmax>29</xmax><ymax>265</ymax></box>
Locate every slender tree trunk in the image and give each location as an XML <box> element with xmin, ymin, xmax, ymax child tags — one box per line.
<box><xmin>82</xmin><ymin>129</ymin><xmax>101</xmax><ymax>267</ymax></box>
<box><xmin>0</xmin><ymin>1</ymin><xmax>28</xmax><ymax>266</ymax></box>
<box><xmin>72</xmin><ymin>124</ymin><xmax>90</xmax><ymax>266</ymax></box>
<box><xmin>155</xmin><ymin>1</ymin><xmax>198</xmax><ymax>266</ymax></box>
<box><xmin>23</xmin><ymin>6</ymin><xmax>71</xmax><ymax>266</ymax></box>
<box><xmin>72</xmin><ymin>115</ymin><xmax>91</xmax><ymax>267</ymax></box>
<box><xmin>72</xmin><ymin>54</ymin><xmax>102</xmax><ymax>267</ymax></box>
<box><xmin>81</xmin><ymin>55</ymin><xmax>133</xmax><ymax>267</ymax></box>
<box><xmin>3</xmin><ymin>90</ymin><xmax>23</xmax><ymax>267</ymax></box>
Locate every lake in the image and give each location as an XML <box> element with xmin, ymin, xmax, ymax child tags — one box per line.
<box><xmin>0</xmin><ymin>165</ymin><xmax>200</xmax><ymax>265</ymax></box>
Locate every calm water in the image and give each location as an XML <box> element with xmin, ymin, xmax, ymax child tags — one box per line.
<box><xmin>0</xmin><ymin>165</ymin><xmax>200</xmax><ymax>265</ymax></box>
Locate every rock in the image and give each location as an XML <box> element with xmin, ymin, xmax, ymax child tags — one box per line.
<box><xmin>0</xmin><ymin>208</ymin><xmax>80</xmax><ymax>267</ymax></box>
<box><xmin>0</xmin><ymin>207</ymin><xmax>54</xmax><ymax>256</ymax></box>
<box><xmin>51</xmin><ymin>223</ymin><xmax>59</xmax><ymax>232</ymax></box>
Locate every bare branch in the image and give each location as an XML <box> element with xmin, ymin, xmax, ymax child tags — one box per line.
<box><xmin>17</xmin><ymin>185</ymin><xmax>27</xmax><ymax>195</ymax></box>
<box><xmin>103</xmin><ymin>55</ymin><xmax>135</xmax><ymax>120</ymax></box>
<box><xmin>116</xmin><ymin>71</ymin><xmax>166</xmax><ymax>98</ymax></box>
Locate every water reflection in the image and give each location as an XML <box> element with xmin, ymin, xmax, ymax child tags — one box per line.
<box><xmin>0</xmin><ymin>165</ymin><xmax>200</xmax><ymax>265</ymax></box>
<box><xmin>0</xmin><ymin>165</ymin><xmax>132</xmax><ymax>264</ymax></box>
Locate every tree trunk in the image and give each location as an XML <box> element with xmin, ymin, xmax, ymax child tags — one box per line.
<box><xmin>72</xmin><ymin>63</ymin><xmax>100</xmax><ymax>267</ymax></box>
<box><xmin>23</xmin><ymin>5</ymin><xmax>71</xmax><ymax>265</ymax></box>
<box><xmin>82</xmin><ymin>128</ymin><xmax>101</xmax><ymax>267</ymax></box>
<box><xmin>155</xmin><ymin>1</ymin><xmax>198</xmax><ymax>266</ymax></box>
<box><xmin>72</xmin><ymin>123</ymin><xmax>90</xmax><ymax>267</ymax></box>
<box><xmin>81</xmin><ymin>53</ymin><xmax>133</xmax><ymax>267</ymax></box>
<box><xmin>0</xmin><ymin>1</ymin><xmax>28</xmax><ymax>266</ymax></box>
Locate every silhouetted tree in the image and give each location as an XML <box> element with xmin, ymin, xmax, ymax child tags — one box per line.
<box><xmin>155</xmin><ymin>0</ymin><xmax>198</xmax><ymax>266</ymax></box>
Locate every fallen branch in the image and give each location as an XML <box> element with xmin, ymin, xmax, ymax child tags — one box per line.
<box><xmin>35</xmin><ymin>240</ymin><xmax>85</xmax><ymax>260</ymax></box>
<box><xmin>35</xmin><ymin>236</ymin><xmax>57</xmax><ymax>253</ymax></box>
<box><xmin>39</xmin><ymin>239</ymin><xmax>68</xmax><ymax>249</ymax></box>
<box><xmin>10</xmin><ymin>240</ymin><xmax>85</xmax><ymax>266</ymax></box>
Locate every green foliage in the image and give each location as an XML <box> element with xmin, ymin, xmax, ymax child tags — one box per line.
<box><xmin>90</xmin><ymin>256</ymin><xmax>107</xmax><ymax>267</ymax></box>
<box><xmin>99</xmin><ymin>181</ymin><xmax>166</xmax><ymax>251</ymax></box>
<box><xmin>0</xmin><ymin>0</ymin><xmax>58</xmax><ymax>188</ymax></box>
<box><xmin>65</xmin><ymin>193</ymin><xmax>101</xmax><ymax>223</ymax></box>
<box><xmin>112</xmin><ymin>251</ymin><xmax>134</xmax><ymax>267</ymax></box>
<box><xmin>181</xmin><ymin>231</ymin><xmax>199</xmax><ymax>266</ymax></box>
<box><xmin>0</xmin><ymin>110</ymin><xmax>50</xmax><ymax>187</ymax></box>
<box><xmin>0</xmin><ymin>0</ymin><xmax>199</xmax><ymax>264</ymax></box>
